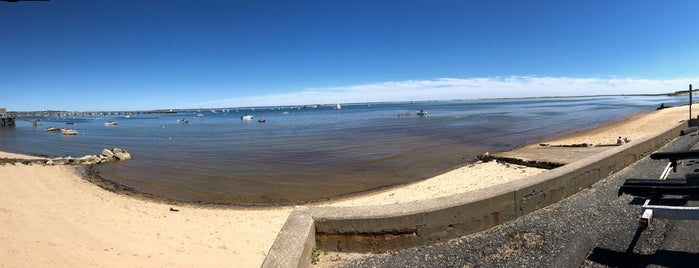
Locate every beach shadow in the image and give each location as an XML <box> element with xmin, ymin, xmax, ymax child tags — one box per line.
<box><xmin>587</xmin><ymin>247</ymin><xmax>699</xmax><ymax>268</ymax></box>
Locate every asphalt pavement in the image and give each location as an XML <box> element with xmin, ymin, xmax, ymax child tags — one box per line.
<box><xmin>329</xmin><ymin>132</ymin><xmax>699</xmax><ymax>267</ymax></box>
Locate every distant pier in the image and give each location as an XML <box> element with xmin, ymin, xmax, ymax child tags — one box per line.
<box><xmin>12</xmin><ymin>109</ymin><xmax>178</xmax><ymax>118</ymax></box>
<box><xmin>0</xmin><ymin>108</ymin><xmax>16</xmax><ymax>128</ymax></box>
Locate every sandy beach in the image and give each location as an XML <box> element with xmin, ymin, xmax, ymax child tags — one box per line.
<box><xmin>1</xmin><ymin>103</ymin><xmax>696</xmax><ymax>267</ymax></box>
<box><xmin>0</xmin><ymin>160</ymin><xmax>292</xmax><ymax>268</ymax></box>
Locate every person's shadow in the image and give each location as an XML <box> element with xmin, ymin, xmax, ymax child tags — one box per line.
<box><xmin>587</xmin><ymin>247</ymin><xmax>699</xmax><ymax>267</ymax></box>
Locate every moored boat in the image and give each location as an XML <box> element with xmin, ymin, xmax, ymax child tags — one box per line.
<box><xmin>241</xmin><ymin>114</ymin><xmax>254</xmax><ymax>120</ymax></box>
<box><xmin>104</xmin><ymin>121</ymin><xmax>117</xmax><ymax>126</ymax></box>
<box><xmin>61</xmin><ymin>128</ymin><xmax>78</xmax><ymax>135</ymax></box>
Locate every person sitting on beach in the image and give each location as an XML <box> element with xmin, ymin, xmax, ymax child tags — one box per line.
<box><xmin>616</xmin><ymin>136</ymin><xmax>625</xmax><ymax>145</ymax></box>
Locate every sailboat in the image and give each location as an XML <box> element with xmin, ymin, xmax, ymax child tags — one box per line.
<box><xmin>335</xmin><ymin>103</ymin><xmax>342</xmax><ymax>110</ymax></box>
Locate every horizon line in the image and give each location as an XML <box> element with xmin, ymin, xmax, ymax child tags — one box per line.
<box><xmin>6</xmin><ymin>92</ymin><xmax>690</xmax><ymax>113</ymax></box>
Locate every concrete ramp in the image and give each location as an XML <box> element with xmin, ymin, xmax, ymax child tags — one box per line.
<box><xmin>490</xmin><ymin>145</ymin><xmax>613</xmax><ymax>168</ymax></box>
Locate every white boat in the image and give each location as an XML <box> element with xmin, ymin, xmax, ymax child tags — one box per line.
<box><xmin>104</xmin><ymin>121</ymin><xmax>117</xmax><ymax>126</ymax></box>
<box><xmin>124</xmin><ymin>115</ymin><xmax>131</xmax><ymax>119</ymax></box>
<box><xmin>335</xmin><ymin>103</ymin><xmax>342</xmax><ymax>110</ymax></box>
<box><xmin>417</xmin><ymin>110</ymin><xmax>428</xmax><ymax>116</ymax></box>
<box><xmin>176</xmin><ymin>119</ymin><xmax>189</xmax><ymax>124</ymax></box>
<box><xmin>61</xmin><ymin>128</ymin><xmax>78</xmax><ymax>135</ymax></box>
<box><xmin>241</xmin><ymin>114</ymin><xmax>254</xmax><ymax>120</ymax></box>
<box><xmin>282</xmin><ymin>111</ymin><xmax>289</xmax><ymax>115</ymax></box>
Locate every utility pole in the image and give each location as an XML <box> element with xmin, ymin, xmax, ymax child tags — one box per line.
<box><xmin>690</xmin><ymin>84</ymin><xmax>693</xmax><ymax>120</ymax></box>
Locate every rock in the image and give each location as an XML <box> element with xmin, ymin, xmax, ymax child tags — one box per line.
<box><xmin>112</xmin><ymin>148</ymin><xmax>131</xmax><ymax>161</ymax></box>
<box><xmin>98</xmin><ymin>155</ymin><xmax>112</xmax><ymax>164</ymax></box>
<box><xmin>51</xmin><ymin>157</ymin><xmax>70</xmax><ymax>165</ymax></box>
<box><xmin>101</xmin><ymin>148</ymin><xmax>114</xmax><ymax>159</ymax></box>
<box><xmin>40</xmin><ymin>148</ymin><xmax>131</xmax><ymax>166</ymax></box>
<box><xmin>79</xmin><ymin>155</ymin><xmax>101</xmax><ymax>165</ymax></box>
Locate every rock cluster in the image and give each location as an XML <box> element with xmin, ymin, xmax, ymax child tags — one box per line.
<box><xmin>45</xmin><ymin>148</ymin><xmax>131</xmax><ymax>165</ymax></box>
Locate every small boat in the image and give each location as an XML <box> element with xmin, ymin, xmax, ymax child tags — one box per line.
<box><xmin>124</xmin><ymin>115</ymin><xmax>132</xmax><ymax>119</ymax></box>
<box><xmin>176</xmin><ymin>119</ymin><xmax>189</xmax><ymax>124</ymax></box>
<box><xmin>61</xmin><ymin>128</ymin><xmax>78</xmax><ymax>135</ymax></box>
<box><xmin>104</xmin><ymin>121</ymin><xmax>117</xmax><ymax>126</ymax></box>
<box><xmin>417</xmin><ymin>110</ymin><xmax>428</xmax><ymax>116</ymax></box>
<box><xmin>197</xmin><ymin>113</ymin><xmax>204</xmax><ymax>117</ymax></box>
<box><xmin>282</xmin><ymin>111</ymin><xmax>289</xmax><ymax>116</ymax></box>
<box><xmin>241</xmin><ymin>114</ymin><xmax>254</xmax><ymax>120</ymax></box>
<box><xmin>45</xmin><ymin>127</ymin><xmax>60</xmax><ymax>132</ymax></box>
<box><xmin>335</xmin><ymin>103</ymin><xmax>342</xmax><ymax>110</ymax></box>
<box><xmin>258</xmin><ymin>117</ymin><xmax>266</xmax><ymax>123</ymax></box>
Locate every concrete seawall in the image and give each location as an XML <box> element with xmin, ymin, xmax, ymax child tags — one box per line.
<box><xmin>262</xmin><ymin>120</ymin><xmax>688</xmax><ymax>268</ymax></box>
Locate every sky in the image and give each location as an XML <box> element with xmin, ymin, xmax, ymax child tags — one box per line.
<box><xmin>2</xmin><ymin>0</ymin><xmax>699</xmax><ymax>111</ymax></box>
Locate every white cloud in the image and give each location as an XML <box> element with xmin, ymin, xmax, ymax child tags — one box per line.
<box><xmin>198</xmin><ymin>76</ymin><xmax>699</xmax><ymax>108</ymax></box>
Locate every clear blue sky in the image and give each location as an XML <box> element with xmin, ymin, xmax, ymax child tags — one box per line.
<box><xmin>2</xmin><ymin>0</ymin><xmax>698</xmax><ymax>111</ymax></box>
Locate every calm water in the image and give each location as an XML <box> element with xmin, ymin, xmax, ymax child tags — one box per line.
<box><xmin>0</xmin><ymin>96</ymin><xmax>689</xmax><ymax>205</ymax></box>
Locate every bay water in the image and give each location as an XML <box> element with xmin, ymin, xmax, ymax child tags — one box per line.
<box><xmin>0</xmin><ymin>96</ymin><xmax>688</xmax><ymax>205</ymax></box>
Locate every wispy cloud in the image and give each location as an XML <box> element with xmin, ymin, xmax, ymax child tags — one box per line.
<box><xmin>198</xmin><ymin>76</ymin><xmax>699</xmax><ymax>108</ymax></box>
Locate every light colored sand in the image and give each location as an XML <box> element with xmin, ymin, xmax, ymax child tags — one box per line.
<box><xmin>1</xmin><ymin>103</ymin><xmax>696</xmax><ymax>267</ymax></box>
<box><xmin>0</xmin><ymin>162</ymin><xmax>292</xmax><ymax>267</ymax></box>
<box><xmin>543</xmin><ymin>104</ymin><xmax>695</xmax><ymax>146</ymax></box>
<box><xmin>0</xmin><ymin>151</ymin><xmax>43</xmax><ymax>159</ymax></box>
<box><xmin>320</xmin><ymin>161</ymin><xmax>545</xmax><ymax>207</ymax></box>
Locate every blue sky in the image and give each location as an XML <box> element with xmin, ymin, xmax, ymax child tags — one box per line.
<box><xmin>2</xmin><ymin>0</ymin><xmax>698</xmax><ymax>111</ymax></box>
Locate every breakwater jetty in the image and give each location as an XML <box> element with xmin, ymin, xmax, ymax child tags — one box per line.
<box><xmin>11</xmin><ymin>109</ymin><xmax>178</xmax><ymax>118</ymax></box>
<box><xmin>0</xmin><ymin>108</ymin><xmax>15</xmax><ymax>128</ymax></box>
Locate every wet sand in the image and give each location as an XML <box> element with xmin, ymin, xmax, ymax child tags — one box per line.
<box><xmin>1</xmin><ymin>104</ymin><xmax>696</xmax><ymax>267</ymax></box>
